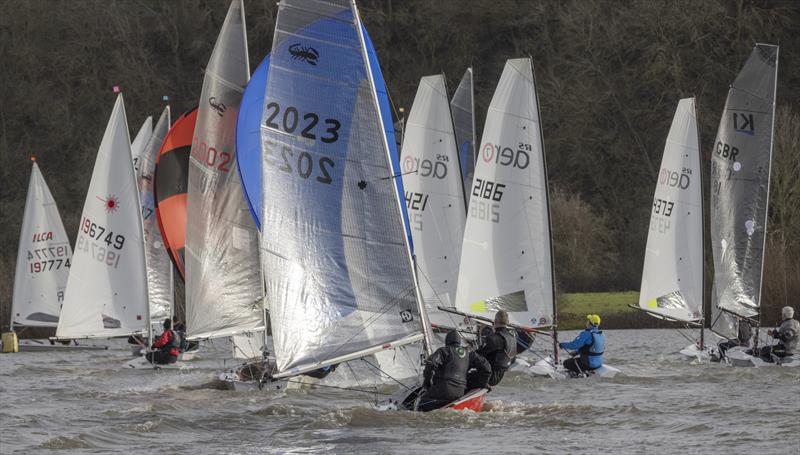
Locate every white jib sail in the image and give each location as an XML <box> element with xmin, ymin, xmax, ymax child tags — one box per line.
<box><xmin>401</xmin><ymin>75</ymin><xmax>466</xmax><ymax>328</ymax></box>
<box><xmin>138</xmin><ymin>107</ymin><xmax>174</xmax><ymax>323</ymax></box>
<box><xmin>455</xmin><ymin>58</ymin><xmax>555</xmax><ymax>328</ymax></box>
<box><xmin>130</xmin><ymin>116</ymin><xmax>153</xmax><ymax>176</ymax></box>
<box><xmin>638</xmin><ymin>98</ymin><xmax>703</xmax><ymax>323</ymax></box>
<box><xmin>11</xmin><ymin>161</ymin><xmax>73</xmax><ymax>327</ymax></box>
<box><xmin>261</xmin><ymin>0</ymin><xmax>426</xmax><ymax>377</ymax></box>
<box><xmin>56</xmin><ymin>94</ymin><xmax>150</xmax><ymax>339</ymax></box>
<box><xmin>185</xmin><ymin>0</ymin><xmax>264</xmax><ymax>340</ymax></box>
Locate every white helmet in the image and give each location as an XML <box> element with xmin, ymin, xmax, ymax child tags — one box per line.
<box><xmin>782</xmin><ymin>306</ymin><xmax>795</xmax><ymax>320</ymax></box>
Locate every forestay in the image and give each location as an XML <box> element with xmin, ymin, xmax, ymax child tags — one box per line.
<box><xmin>638</xmin><ymin>98</ymin><xmax>703</xmax><ymax>322</ymax></box>
<box><xmin>138</xmin><ymin>107</ymin><xmax>174</xmax><ymax>322</ymax></box>
<box><xmin>11</xmin><ymin>161</ymin><xmax>72</xmax><ymax>327</ymax></box>
<box><xmin>451</xmin><ymin>68</ymin><xmax>476</xmax><ymax>202</ymax></box>
<box><xmin>455</xmin><ymin>58</ymin><xmax>555</xmax><ymax>328</ymax></box>
<box><xmin>185</xmin><ymin>0</ymin><xmax>264</xmax><ymax>340</ymax></box>
<box><xmin>401</xmin><ymin>75</ymin><xmax>466</xmax><ymax>328</ymax></box>
<box><xmin>130</xmin><ymin>116</ymin><xmax>153</xmax><ymax>175</ymax></box>
<box><xmin>261</xmin><ymin>0</ymin><xmax>425</xmax><ymax>376</ymax></box>
<box><xmin>56</xmin><ymin>94</ymin><xmax>149</xmax><ymax>339</ymax></box>
<box><xmin>710</xmin><ymin>44</ymin><xmax>778</xmax><ymax>320</ymax></box>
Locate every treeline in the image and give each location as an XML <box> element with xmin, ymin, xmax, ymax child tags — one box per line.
<box><xmin>1</xmin><ymin>0</ymin><xmax>798</xmax><ymax>329</ymax></box>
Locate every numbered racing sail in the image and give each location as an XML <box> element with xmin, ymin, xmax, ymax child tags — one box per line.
<box><xmin>638</xmin><ymin>98</ymin><xmax>703</xmax><ymax>322</ymax></box>
<box><xmin>451</xmin><ymin>68</ymin><xmax>476</xmax><ymax>201</ymax></box>
<box><xmin>710</xmin><ymin>44</ymin><xmax>778</xmax><ymax>320</ymax></box>
<box><xmin>138</xmin><ymin>107</ymin><xmax>174</xmax><ymax>322</ymax></box>
<box><xmin>56</xmin><ymin>94</ymin><xmax>149</xmax><ymax>339</ymax></box>
<box><xmin>261</xmin><ymin>0</ymin><xmax>426</xmax><ymax>376</ymax></box>
<box><xmin>11</xmin><ymin>160</ymin><xmax>73</xmax><ymax>327</ymax></box>
<box><xmin>455</xmin><ymin>58</ymin><xmax>555</xmax><ymax>328</ymax></box>
<box><xmin>130</xmin><ymin>116</ymin><xmax>153</xmax><ymax>175</ymax></box>
<box><xmin>185</xmin><ymin>0</ymin><xmax>264</xmax><ymax>339</ymax></box>
<box><xmin>401</xmin><ymin>75</ymin><xmax>466</xmax><ymax>328</ymax></box>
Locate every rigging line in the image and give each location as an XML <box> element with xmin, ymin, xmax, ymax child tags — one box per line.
<box><xmin>322</xmin><ymin>284</ymin><xmax>417</xmax><ymax>361</ymax></box>
<box><xmin>360</xmin><ymin>358</ymin><xmax>414</xmax><ymax>392</ymax></box>
<box><xmin>414</xmin><ymin>263</ymin><xmax>462</xmax><ymax>328</ymax></box>
<box><xmin>344</xmin><ymin>361</ymin><xmax>373</xmax><ymax>402</ymax></box>
<box><xmin>377</xmin><ymin>169</ymin><xmax>417</xmax><ymax>181</ymax></box>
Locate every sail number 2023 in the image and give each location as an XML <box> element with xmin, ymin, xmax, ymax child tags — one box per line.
<box><xmin>264</xmin><ymin>102</ymin><xmax>341</xmax><ymax>144</ymax></box>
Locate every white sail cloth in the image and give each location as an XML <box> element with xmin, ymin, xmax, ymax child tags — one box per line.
<box><xmin>400</xmin><ymin>75</ymin><xmax>466</xmax><ymax>328</ymax></box>
<box><xmin>261</xmin><ymin>0</ymin><xmax>425</xmax><ymax>376</ymax></box>
<box><xmin>138</xmin><ymin>107</ymin><xmax>174</xmax><ymax>322</ymax></box>
<box><xmin>11</xmin><ymin>162</ymin><xmax>73</xmax><ymax>327</ymax></box>
<box><xmin>638</xmin><ymin>98</ymin><xmax>703</xmax><ymax>322</ymax></box>
<box><xmin>130</xmin><ymin>116</ymin><xmax>153</xmax><ymax>175</ymax></box>
<box><xmin>710</xmin><ymin>44</ymin><xmax>779</xmax><ymax>319</ymax></box>
<box><xmin>185</xmin><ymin>0</ymin><xmax>264</xmax><ymax>340</ymax></box>
<box><xmin>56</xmin><ymin>94</ymin><xmax>149</xmax><ymax>339</ymax></box>
<box><xmin>455</xmin><ymin>58</ymin><xmax>554</xmax><ymax>328</ymax></box>
<box><xmin>451</xmin><ymin>68</ymin><xmax>476</xmax><ymax>202</ymax></box>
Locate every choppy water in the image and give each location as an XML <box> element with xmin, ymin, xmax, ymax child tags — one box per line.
<box><xmin>1</xmin><ymin>329</ymin><xmax>798</xmax><ymax>454</ymax></box>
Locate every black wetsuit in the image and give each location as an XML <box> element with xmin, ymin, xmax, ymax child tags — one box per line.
<box><xmin>418</xmin><ymin>345</ymin><xmax>490</xmax><ymax>412</ymax></box>
<box><xmin>467</xmin><ymin>326</ymin><xmax>516</xmax><ymax>388</ymax></box>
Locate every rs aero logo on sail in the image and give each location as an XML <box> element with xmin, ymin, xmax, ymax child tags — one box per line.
<box><xmin>288</xmin><ymin>43</ymin><xmax>320</xmax><ymax>66</ymax></box>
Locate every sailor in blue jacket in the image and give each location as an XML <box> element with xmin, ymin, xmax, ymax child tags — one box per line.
<box><xmin>559</xmin><ymin>314</ymin><xmax>605</xmax><ymax>375</ymax></box>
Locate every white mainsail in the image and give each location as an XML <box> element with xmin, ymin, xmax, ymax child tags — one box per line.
<box><xmin>451</xmin><ymin>68</ymin><xmax>477</xmax><ymax>202</ymax></box>
<box><xmin>138</xmin><ymin>107</ymin><xmax>174</xmax><ymax>323</ymax></box>
<box><xmin>56</xmin><ymin>94</ymin><xmax>149</xmax><ymax>339</ymax></box>
<box><xmin>261</xmin><ymin>0</ymin><xmax>427</xmax><ymax>377</ymax></box>
<box><xmin>130</xmin><ymin>116</ymin><xmax>153</xmax><ymax>175</ymax></box>
<box><xmin>185</xmin><ymin>0</ymin><xmax>264</xmax><ymax>340</ymax></box>
<box><xmin>710</xmin><ymin>44</ymin><xmax>779</xmax><ymax>320</ymax></box>
<box><xmin>11</xmin><ymin>161</ymin><xmax>73</xmax><ymax>328</ymax></box>
<box><xmin>401</xmin><ymin>75</ymin><xmax>466</xmax><ymax>328</ymax></box>
<box><xmin>638</xmin><ymin>98</ymin><xmax>703</xmax><ymax>322</ymax></box>
<box><xmin>455</xmin><ymin>58</ymin><xmax>555</xmax><ymax>328</ymax></box>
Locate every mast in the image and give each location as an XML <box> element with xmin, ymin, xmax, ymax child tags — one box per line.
<box><xmin>353</xmin><ymin>1</ymin><xmax>432</xmax><ymax>357</ymax></box>
<box><xmin>695</xmin><ymin>97</ymin><xmax>705</xmax><ymax>350</ymax></box>
<box><xmin>530</xmin><ymin>57</ymin><xmax>559</xmax><ymax>363</ymax></box>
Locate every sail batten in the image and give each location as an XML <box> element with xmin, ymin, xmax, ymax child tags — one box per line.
<box><xmin>11</xmin><ymin>162</ymin><xmax>73</xmax><ymax>328</ymax></box>
<box><xmin>454</xmin><ymin>58</ymin><xmax>554</xmax><ymax>329</ymax></box>
<box><xmin>638</xmin><ymin>98</ymin><xmax>703</xmax><ymax>323</ymax></box>
<box><xmin>710</xmin><ymin>44</ymin><xmax>778</xmax><ymax>320</ymax></box>
<box><xmin>185</xmin><ymin>0</ymin><xmax>264</xmax><ymax>340</ymax></box>
<box><xmin>261</xmin><ymin>0</ymin><xmax>424</xmax><ymax>374</ymax></box>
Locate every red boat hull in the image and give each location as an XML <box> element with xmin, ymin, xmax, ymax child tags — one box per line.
<box><xmin>446</xmin><ymin>388</ymin><xmax>487</xmax><ymax>412</ymax></box>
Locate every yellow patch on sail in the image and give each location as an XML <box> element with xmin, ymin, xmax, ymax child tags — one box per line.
<box><xmin>470</xmin><ymin>301</ymin><xmax>487</xmax><ymax>313</ymax></box>
<box><xmin>648</xmin><ymin>299</ymin><xmax>658</xmax><ymax>309</ymax></box>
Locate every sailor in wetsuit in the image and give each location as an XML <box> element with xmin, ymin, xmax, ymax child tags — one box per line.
<box><xmin>559</xmin><ymin>314</ymin><xmax>605</xmax><ymax>376</ymax></box>
<box><xmin>417</xmin><ymin>330</ymin><xmax>491</xmax><ymax>412</ymax></box>
<box><xmin>147</xmin><ymin>318</ymin><xmax>181</xmax><ymax>365</ymax></box>
<box><xmin>467</xmin><ymin>310</ymin><xmax>517</xmax><ymax>388</ymax></box>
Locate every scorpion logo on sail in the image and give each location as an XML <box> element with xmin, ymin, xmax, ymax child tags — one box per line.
<box><xmin>208</xmin><ymin>97</ymin><xmax>226</xmax><ymax>117</ymax></box>
<box><xmin>288</xmin><ymin>43</ymin><xmax>320</xmax><ymax>66</ymax></box>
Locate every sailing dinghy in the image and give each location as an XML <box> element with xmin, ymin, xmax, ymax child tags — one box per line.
<box><xmin>130</xmin><ymin>116</ymin><xmax>153</xmax><ymax>176</ymax></box>
<box><xmin>631</xmin><ymin>98</ymin><xmax>709</xmax><ymax>361</ymax></box>
<box><xmin>451</xmin><ymin>58</ymin><xmax>618</xmax><ymax>379</ymax></box>
<box><xmin>8</xmin><ymin>160</ymin><xmax>105</xmax><ymax>352</ymax></box>
<box><xmin>708</xmin><ymin>44</ymin><xmax>796</xmax><ymax>368</ymax></box>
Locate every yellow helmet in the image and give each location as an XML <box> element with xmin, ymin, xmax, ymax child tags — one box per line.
<box><xmin>586</xmin><ymin>314</ymin><xmax>601</xmax><ymax>326</ymax></box>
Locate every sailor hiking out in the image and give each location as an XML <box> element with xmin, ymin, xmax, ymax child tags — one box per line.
<box><xmin>467</xmin><ymin>310</ymin><xmax>516</xmax><ymax>388</ymax></box>
<box><xmin>559</xmin><ymin>314</ymin><xmax>605</xmax><ymax>375</ymax></box>
<box><xmin>147</xmin><ymin>318</ymin><xmax>181</xmax><ymax>365</ymax></box>
<box><xmin>418</xmin><ymin>330</ymin><xmax>491</xmax><ymax>412</ymax></box>
<box><xmin>757</xmin><ymin>306</ymin><xmax>798</xmax><ymax>362</ymax></box>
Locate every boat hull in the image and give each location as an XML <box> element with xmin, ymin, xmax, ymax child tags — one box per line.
<box><xmin>524</xmin><ymin>356</ymin><xmax>621</xmax><ymax>379</ymax></box>
<box><xmin>726</xmin><ymin>347</ymin><xmax>799</xmax><ymax>368</ymax></box>
<box><xmin>446</xmin><ymin>388</ymin><xmax>487</xmax><ymax>412</ymax></box>
<box><xmin>125</xmin><ymin>355</ymin><xmax>189</xmax><ymax>371</ymax></box>
<box><xmin>18</xmin><ymin>340</ymin><xmax>108</xmax><ymax>352</ymax></box>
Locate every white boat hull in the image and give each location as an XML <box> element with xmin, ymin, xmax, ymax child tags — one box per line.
<box><xmin>726</xmin><ymin>347</ymin><xmax>799</xmax><ymax>368</ymax></box>
<box><xmin>218</xmin><ymin>370</ymin><xmax>288</xmax><ymax>392</ymax></box>
<box><xmin>522</xmin><ymin>356</ymin><xmax>621</xmax><ymax>379</ymax></box>
<box><xmin>125</xmin><ymin>355</ymin><xmax>189</xmax><ymax>371</ymax></box>
<box><xmin>18</xmin><ymin>340</ymin><xmax>108</xmax><ymax>352</ymax></box>
<box><xmin>679</xmin><ymin>343</ymin><xmax>715</xmax><ymax>362</ymax></box>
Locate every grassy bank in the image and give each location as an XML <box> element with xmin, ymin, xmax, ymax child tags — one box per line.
<box><xmin>557</xmin><ymin>291</ymin><xmax>684</xmax><ymax>330</ymax></box>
